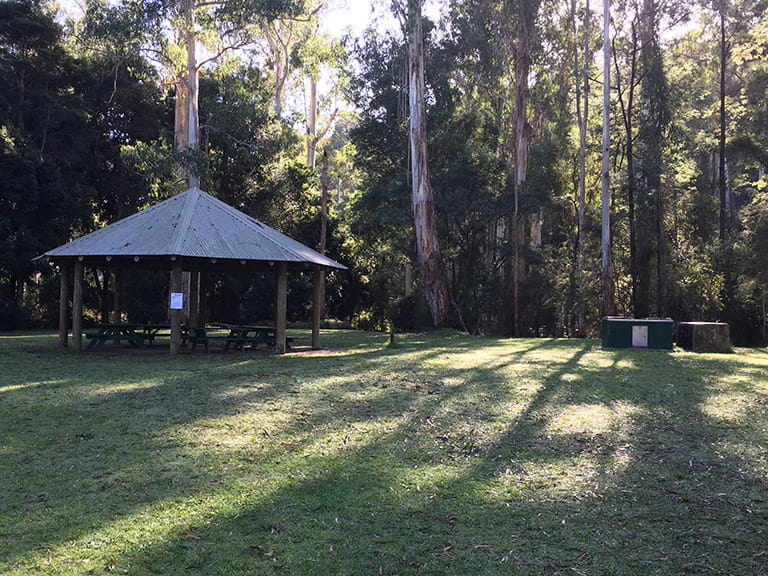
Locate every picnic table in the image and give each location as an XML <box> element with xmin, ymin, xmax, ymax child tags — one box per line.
<box><xmin>86</xmin><ymin>323</ymin><xmax>189</xmax><ymax>349</ymax></box>
<box><xmin>86</xmin><ymin>323</ymin><xmax>147</xmax><ymax>349</ymax></box>
<box><xmin>189</xmin><ymin>324</ymin><xmax>284</xmax><ymax>353</ymax></box>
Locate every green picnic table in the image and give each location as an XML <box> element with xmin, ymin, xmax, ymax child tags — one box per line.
<box><xmin>86</xmin><ymin>324</ymin><xmax>189</xmax><ymax>349</ymax></box>
<box><xmin>189</xmin><ymin>325</ymin><xmax>285</xmax><ymax>352</ymax></box>
<box><xmin>86</xmin><ymin>323</ymin><xmax>147</xmax><ymax>349</ymax></box>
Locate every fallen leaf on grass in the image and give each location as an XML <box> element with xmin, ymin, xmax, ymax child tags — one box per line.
<box><xmin>265</xmin><ymin>521</ymin><xmax>282</xmax><ymax>535</ymax></box>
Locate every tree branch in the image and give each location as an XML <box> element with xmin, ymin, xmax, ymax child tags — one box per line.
<box><xmin>195</xmin><ymin>39</ymin><xmax>251</xmax><ymax>70</ymax></box>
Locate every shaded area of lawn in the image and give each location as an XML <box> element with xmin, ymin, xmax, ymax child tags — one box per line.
<box><xmin>1</xmin><ymin>331</ymin><xmax>767</xmax><ymax>575</ymax></box>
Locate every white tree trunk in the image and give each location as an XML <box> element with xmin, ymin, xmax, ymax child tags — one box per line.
<box><xmin>601</xmin><ymin>0</ymin><xmax>616</xmax><ymax>315</ymax></box>
<box><xmin>306</xmin><ymin>76</ymin><xmax>318</xmax><ymax>168</ymax></box>
<box><xmin>186</xmin><ymin>0</ymin><xmax>200</xmax><ymax>189</ymax></box>
<box><xmin>511</xmin><ymin>0</ymin><xmax>535</xmax><ymax>336</ymax></box>
<box><xmin>406</xmin><ymin>0</ymin><xmax>452</xmax><ymax>328</ymax></box>
<box><xmin>575</xmin><ymin>0</ymin><xmax>590</xmax><ymax>336</ymax></box>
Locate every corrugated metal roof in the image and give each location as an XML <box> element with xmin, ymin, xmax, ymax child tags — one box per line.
<box><xmin>38</xmin><ymin>188</ymin><xmax>347</xmax><ymax>270</ymax></box>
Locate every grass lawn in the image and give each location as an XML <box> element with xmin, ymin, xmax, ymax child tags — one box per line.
<box><xmin>1</xmin><ymin>330</ymin><xmax>767</xmax><ymax>575</ymax></box>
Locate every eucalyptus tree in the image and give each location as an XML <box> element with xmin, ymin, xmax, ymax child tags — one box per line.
<box><xmin>572</xmin><ymin>0</ymin><xmax>590</xmax><ymax>333</ymax></box>
<box><xmin>257</xmin><ymin>0</ymin><xmax>326</xmax><ymax>120</ymax></box>
<box><xmin>610</xmin><ymin>0</ymin><xmax>670</xmax><ymax>318</ymax></box>
<box><xmin>82</xmin><ymin>0</ymin><xmax>303</xmax><ymax>189</ymax></box>
<box><xmin>295</xmin><ymin>29</ymin><xmax>346</xmax><ymax>169</ymax></box>
<box><xmin>601</xmin><ymin>0</ymin><xmax>616</xmax><ymax>316</ymax></box>
<box><xmin>390</xmin><ymin>0</ymin><xmax>459</xmax><ymax>329</ymax></box>
<box><xmin>508</xmin><ymin>0</ymin><xmax>542</xmax><ymax>335</ymax></box>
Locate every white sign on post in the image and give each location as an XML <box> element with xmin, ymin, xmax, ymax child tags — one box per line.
<box><xmin>170</xmin><ymin>292</ymin><xmax>184</xmax><ymax>310</ymax></box>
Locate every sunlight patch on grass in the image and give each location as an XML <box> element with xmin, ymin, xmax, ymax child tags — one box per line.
<box><xmin>702</xmin><ymin>392</ymin><xmax>759</xmax><ymax>422</ymax></box>
<box><xmin>28</xmin><ymin>481</ymin><xmax>275</xmax><ymax>575</ymax></box>
<box><xmin>589</xmin><ymin>352</ymin><xmax>640</xmax><ymax>370</ymax></box>
<box><xmin>544</xmin><ymin>402</ymin><xmax>640</xmax><ymax>437</ymax></box>
<box><xmin>80</xmin><ymin>378</ymin><xmax>167</xmax><ymax>399</ymax></box>
<box><xmin>0</xmin><ymin>379</ymin><xmax>69</xmax><ymax>394</ymax></box>
<box><xmin>496</xmin><ymin>456</ymin><xmax>607</xmax><ymax>501</ymax></box>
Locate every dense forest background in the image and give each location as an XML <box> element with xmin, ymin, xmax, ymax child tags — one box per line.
<box><xmin>1</xmin><ymin>0</ymin><xmax>766</xmax><ymax>345</ymax></box>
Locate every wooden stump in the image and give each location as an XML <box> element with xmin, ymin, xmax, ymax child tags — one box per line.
<box><xmin>677</xmin><ymin>322</ymin><xmax>730</xmax><ymax>352</ymax></box>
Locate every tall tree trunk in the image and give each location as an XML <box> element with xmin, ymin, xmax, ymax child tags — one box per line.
<box><xmin>574</xmin><ymin>0</ymin><xmax>590</xmax><ymax>336</ymax></box>
<box><xmin>174</xmin><ymin>76</ymin><xmax>189</xmax><ymax>151</ymax></box>
<box><xmin>307</xmin><ymin>76</ymin><xmax>318</xmax><ymax>168</ymax></box>
<box><xmin>263</xmin><ymin>21</ymin><xmax>292</xmax><ymax>118</ymax></box>
<box><xmin>317</xmin><ymin>149</ymin><xmax>329</xmax><ymax>318</ymax></box>
<box><xmin>657</xmin><ymin>173</ymin><xmax>667</xmax><ymax>316</ymax></box>
<box><xmin>614</xmin><ymin>23</ymin><xmax>639</xmax><ymax>316</ymax></box>
<box><xmin>406</xmin><ymin>0</ymin><xmax>453</xmax><ymax>328</ymax></box>
<box><xmin>718</xmin><ymin>5</ymin><xmax>728</xmax><ymax>242</ymax></box>
<box><xmin>175</xmin><ymin>0</ymin><xmax>199</xmax><ymax>189</ymax></box>
<box><xmin>636</xmin><ymin>0</ymin><xmax>668</xmax><ymax>317</ymax></box>
<box><xmin>511</xmin><ymin>0</ymin><xmax>538</xmax><ymax>336</ymax></box>
<box><xmin>601</xmin><ymin>0</ymin><xmax>616</xmax><ymax>316</ymax></box>
<box><xmin>185</xmin><ymin>0</ymin><xmax>199</xmax><ymax>189</ymax></box>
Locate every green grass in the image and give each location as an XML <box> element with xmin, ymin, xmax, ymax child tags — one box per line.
<box><xmin>1</xmin><ymin>330</ymin><xmax>767</xmax><ymax>575</ymax></box>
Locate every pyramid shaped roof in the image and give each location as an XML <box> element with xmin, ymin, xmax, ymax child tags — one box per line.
<box><xmin>37</xmin><ymin>188</ymin><xmax>346</xmax><ymax>270</ymax></box>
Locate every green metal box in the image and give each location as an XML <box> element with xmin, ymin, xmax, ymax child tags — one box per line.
<box><xmin>602</xmin><ymin>317</ymin><xmax>674</xmax><ymax>349</ymax></box>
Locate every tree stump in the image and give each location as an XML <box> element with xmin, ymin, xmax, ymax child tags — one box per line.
<box><xmin>677</xmin><ymin>322</ymin><xmax>730</xmax><ymax>353</ymax></box>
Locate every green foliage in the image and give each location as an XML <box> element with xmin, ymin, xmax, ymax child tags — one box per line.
<box><xmin>739</xmin><ymin>191</ymin><xmax>768</xmax><ymax>284</ymax></box>
<box><xmin>0</xmin><ymin>1</ymin><xmax>99</xmax><ymax>325</ymax></box>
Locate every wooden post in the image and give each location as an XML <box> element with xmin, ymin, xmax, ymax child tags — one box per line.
<box><xmin>189</xmin><ymin>270</ymin><xmax>200</xmax><ymax>328</ymax></box>
<box><xmin>58</xmin><ymin>262</ymin><xmax>71</xmax><ymax>348</ymax></box>
<box><xmin>199</xmin><ymin>269</ymin><xmax>208</xmax><ymax>326</ymax></box>
<box><xmin>275</xmin><ymin>262</ymin><xmax>288</xmax><ymax>354</ymax></box>
<box><xmin>170</xmin><ymin>258</ymin><xmax>183</xmax><ymax>355</ymax></box>
<box><xmin>311</xmin><ymin>266</ymin><xmax>324</xmax><ymax>349</ymax></box>
<box><xmin>72</xmin><ymin>259</ymin><xmax>84</xmax><ymax>352</ymax></box>
<box><xmin>113</xmin><ymin>269</ymin><xmax>124</xmax><ymax>323</ymax></box>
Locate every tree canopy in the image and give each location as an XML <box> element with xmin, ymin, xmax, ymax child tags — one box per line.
<box><xmin>1</xmin><ymin>0</ymin><xmax>767</xmax><ymax>345</ymax></box>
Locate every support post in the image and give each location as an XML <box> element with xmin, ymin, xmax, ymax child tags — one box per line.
<box><xmin>58</xmin><ymin>262</ymin><xmax>71</xmax><ymax>348</ymax></box>
<box><xmin>311</xmin><ymin>266</ymin><xmax>324</xmax><ymax>349</ymax></box>
<box><xmin>170</xmin><ymin>259</ymin><xmax>183</xmax><ymax>356</ymax></box>
<box><xmin>275</xmin><ymin>262</ymin><xmax>288</xmax><ymax>354</ymax></box>
<box><xmin>199</xmin><ymin>269</ymin><xmax>208</xmax><ymax>326</ymax></box>
<box><xmin>189</xmin><ymin>270</ymin><xmax>200</xmax><ymax>328</ymax></box>
<box><xmin>113</xmin><ymin>269</ymin><xmax>124</xmax><ymax>323</ymax></box>
<box><xmin>72</xmin><ymin>259</ymin><xmax>84</xmax><ymax>352</ymax></box>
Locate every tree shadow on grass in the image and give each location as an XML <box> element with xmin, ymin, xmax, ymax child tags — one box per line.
<box><xmin>452</xmin><ymin>346</ymin><xmax>768</xmax><ymax>574</ymax></box>
<box><xmin>1</xmin><ymin>332</ymin><xmax>552</xmax><ymax>573</ymax></box>
<box><xmin>2</xmin><ymin>334</ymin><xmax>768</xmax><ymax>575</ymax></box>
<box><xmin>126</xmin><ymin>342</ymin><xmax>768</xmax><ymax>575</ymax></box>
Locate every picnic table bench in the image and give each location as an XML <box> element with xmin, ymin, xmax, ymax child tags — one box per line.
<box><xmin>189</xmin><ymin>325</ymin><xmax>292</xmax><ymax>353</ymax></box>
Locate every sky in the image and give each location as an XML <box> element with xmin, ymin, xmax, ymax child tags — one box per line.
<box><xmin>320</xmin><ymin>0</ymin><xmax>443</xmax><ymax>38</ymax></box>
<box><xmin>321</xmin><ymin>0</ymin><xmax>396</xmax><ymax>37</ymax></box>
<box><xmin>57</xmin><ymin>0</ymin><xmax>443</xmax><ymax>39</ymax></box>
